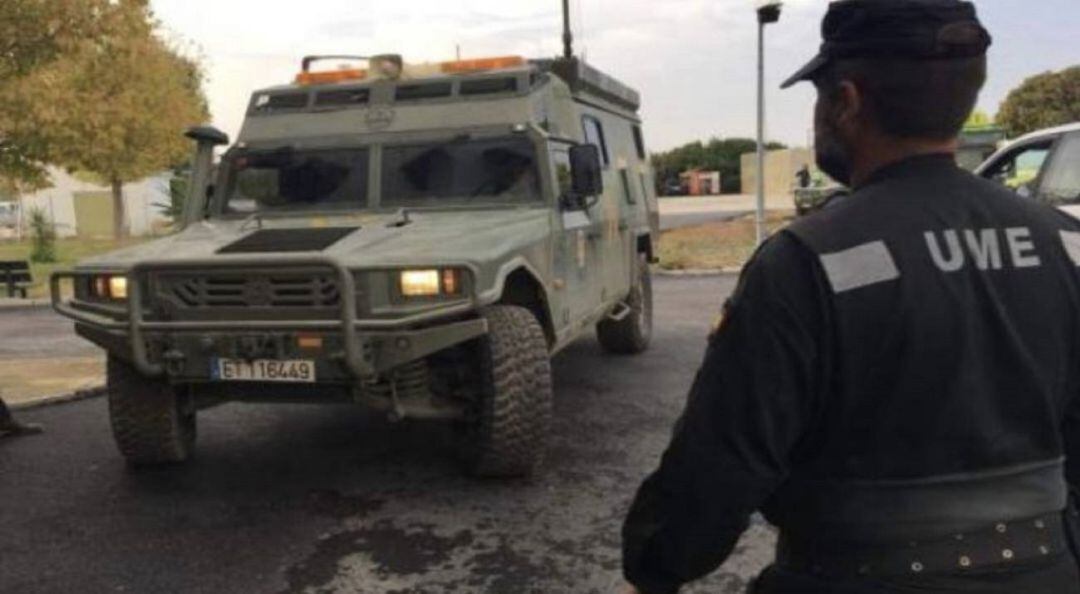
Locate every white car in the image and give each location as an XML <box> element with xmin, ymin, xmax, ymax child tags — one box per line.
<box><xmin>975</xmin><ymin>122</ymin><xmax>1080</xmax><ymax>218</ymax></box>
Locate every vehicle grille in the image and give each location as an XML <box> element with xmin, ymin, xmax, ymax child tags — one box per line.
<box><xmin>154</xmin><ymin>272</ymin><xmax>341</xmax><ymax>310</ymax></box>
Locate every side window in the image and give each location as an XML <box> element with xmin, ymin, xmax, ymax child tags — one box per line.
<box><xmin>582</xmin><ymin>116</ymin><xmax>610</xmax><ymax>168</ymax></box>
<box><xmin>631</xmin><ymin>125</ymin><xmax>646</xmax><ymax>160</ymax></box>
<box><xmin>982</xmin><ymin>140</ymin><xmax>1053</xmax><ymax>195</ymax></box>
<box><xmin>1038</xmin><ymin>133</ymin><xmax>1080</xmax><ymax>205</ymax></box>
<box><xmin>552</xmin><ymin>148</ymin><xmax>572</xmax><ymax>198</ymax></box>
<box><xmin>620</xmin><ymin>169</ymin><xmax>635</xmax><ymax>204</ymax></box>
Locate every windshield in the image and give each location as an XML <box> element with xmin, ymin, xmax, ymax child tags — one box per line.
<box><xmin>219</xmin><ymin>147</ymin><xmax>369</xmax><ymax>215</ymax></box>
<box><xmin>381</xmin><ymin>136</ymin><xmax>540</xmax><ymax>207</ymax></box>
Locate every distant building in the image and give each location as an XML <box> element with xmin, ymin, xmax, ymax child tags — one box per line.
<box><xmin>1</xmin><ymin>168</ymin><xmax>171</xmax><ymax>239</ymax></box>
<box><xmin>679</xmin><ymin>169</ymin><xmax>722</xmax><ymax>196</ymax></box>
<box><xmin>740</xmin><ymin>148</ymin><xmax>816</xmax><ymax>210</ymax></box>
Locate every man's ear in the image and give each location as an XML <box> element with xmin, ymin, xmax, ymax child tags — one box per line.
<box><xmin>834</xmin><ymin>80</ymin><xmax>863</xmax><ymax>130</ymax></box>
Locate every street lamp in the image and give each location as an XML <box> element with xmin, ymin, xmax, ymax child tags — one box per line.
<box><xmin>755</xmin><ymin>1</ymin><xmax>782</xmax><ymax>246</ymax></box>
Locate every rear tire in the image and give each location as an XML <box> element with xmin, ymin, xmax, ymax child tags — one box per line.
<box><xmin>597</xmin><ymin>252</ymin><xmax>653</xmax><ymax>354</ymax></box>
<box><xmin>107</xmin><ymin>355</ymin><xmax>196</xmax><ymax>466</ymax></box>
<box><xmin>462</xmin><ymin>305</ymin><xmax>552</xmax><ymax>478</ymax></box>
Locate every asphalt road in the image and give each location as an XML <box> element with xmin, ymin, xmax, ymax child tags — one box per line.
<box><xmin>0</xmin><ymin>275</ymin><xmax>776</xmax><ymax>594</ymax></box>
<box><xmin>0</xmin><ymin>305</ymin><xmax>99</xmax><ymax>359</ymax></box>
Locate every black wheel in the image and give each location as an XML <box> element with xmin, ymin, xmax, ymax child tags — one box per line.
<box><xmin>107</xmin><ymin>355</ymin><xmax>196</xmax><ymax>466</ymax></box>
<box><xmin>597</xmin><ymin>252</ymin><xmax>653</xmax><ymax>354</ymax></box>
<box><xmin>461</xmin><ymin>305</ymin><xmax>553</xmax><ymax>478</ymax></box>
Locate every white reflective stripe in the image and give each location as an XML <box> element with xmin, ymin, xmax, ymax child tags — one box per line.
<box><xmin>819</xmin><ymin>241</ymin><xmax>901</xmax><ymax>294</ymax></box>
<box><xmin>1060</xmin><ymin>231</ymin><xmax>1080</xmax><ymax>266</ymax></box>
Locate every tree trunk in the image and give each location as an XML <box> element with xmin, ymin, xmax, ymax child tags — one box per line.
<box><xmin>111</xmin><ymin>178</ymin><xmax>127</xmax><ymax>239</ymax></box>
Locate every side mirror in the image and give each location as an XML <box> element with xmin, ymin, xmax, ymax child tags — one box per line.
<box><xmin>181</xmin><ymin>126</ymin><xmax>229</xmax><ymax>227</ymax></box>
<box><xmin>569</xmin><ymin>144</ymin><xmax>604</xmax><ymax>198</ymax></box>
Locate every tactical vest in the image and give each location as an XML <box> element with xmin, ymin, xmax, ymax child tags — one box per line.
<box><xmin>765</xmin><ymin>155</ymin><xmax>1080</xmax><ymax>543</ymax></box>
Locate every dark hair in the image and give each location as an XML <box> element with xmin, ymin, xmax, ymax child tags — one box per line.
<box><xmin>816</xmin><ymin>55</ymin><xmax>987</xmax><ymax>140</ymax></box>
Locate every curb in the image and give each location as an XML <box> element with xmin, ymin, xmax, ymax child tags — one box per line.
<box><xmin>654</xmin><ymin>267</ymin><xmax>743</xmax><ymax>277</ymax></box>
<box><xmin>9</xmin><ymin>386</ymin><xmax>106</xmax><ymax>412</ymax></box>
<box><xmin>0</xmin><ymin>298</ymin><xmax>51</xmax><ymax>311</ymax></box>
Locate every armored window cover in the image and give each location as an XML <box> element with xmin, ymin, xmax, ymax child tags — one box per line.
<box><xmin>315</xmin><ymin>88</ymin><xmax>371</xmax><ymax>107</ymax></box>
<box><xmin>217</xmin><ymin>227</ymin><xmax>358</xmax><ymax>254</ymax></box>
<box><xmin>460</xmin><ymin>78</ymin><xmax>518</xmax><ymax>96</ymax></box>
<box><xmin>395</xmin><ymin>83</ymin><xmax>453</xmax><ymax>101</ymax></box>
<box><xmin>254</xmin><ymin>92</ymin><xmax>310</xmax><ymax>112</ymax></box>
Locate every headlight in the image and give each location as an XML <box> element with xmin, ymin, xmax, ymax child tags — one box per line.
<box><xmin>400</xmin><ymin>270</ymin><xmax>441</xmax><ymax>297</ymax></box>
<box><xmin>88</xmin><ymin>274</ymin><xmax>128</xmax><ymax>301</ymax></box>
<box><xmin>399</xmin><ymin>268</ymin><xmax>464</xmax><ymax>299</ymax></box>
<box><xmin>108</xmin><ymin>277</ymin><xmax>128</xmax><ymax>300</ymax></box>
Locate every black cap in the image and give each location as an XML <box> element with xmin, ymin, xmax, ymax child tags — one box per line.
<box><xmin>781</xmin><ymin>0</ymin><xmax>992</xmax><ymax>89</ymax></box>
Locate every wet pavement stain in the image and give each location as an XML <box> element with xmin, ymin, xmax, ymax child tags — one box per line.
<box><xmin>283</xmin><ymin>531</ymin><xmax>364</xmax><ymax>594</ymax></box>
<box><xmin>282</xmin><ymin>521</ymin><xmax>475</xmax><ymax>593</ymax></box>
<box><xmin>356</xmin><ymin>521</ymin><xmax>475</xmax><ymax>576</ymax></box>
<box><xmin>305</xmin><ymin>489</ymin><xmax>386</xmax><ymax>520</ymax></box>
<box><xmin>463</xmin><ymin>540</ymin><xmax>564</xmax><ymax>593</ymax></box>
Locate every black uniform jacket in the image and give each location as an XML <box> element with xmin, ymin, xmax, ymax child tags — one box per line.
<box><xmin>623</xmin><ymin>155</ymin><xmax>1080</xmax><ymax>594</ymax></box>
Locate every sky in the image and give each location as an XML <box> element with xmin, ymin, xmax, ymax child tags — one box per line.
<box><xmin>150</xmin><ymin>0</ymin><xmax>1080</xmax><ymax>152</ymax></box>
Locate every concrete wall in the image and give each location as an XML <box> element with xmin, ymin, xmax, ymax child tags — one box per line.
<box><xmin>740</xmin><ymin>148</ymin><xmax>814</xmax><ymax>210</ymax></box>
<box><xmin>4</xmin><ymin>169</ymin><xmax>171</xmax><ymax>239</ymax></box>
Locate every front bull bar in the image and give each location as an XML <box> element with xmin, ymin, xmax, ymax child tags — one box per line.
<box><xmin>51</xmin><ymin>254</ymin><xmax>486</xmax><ymax>379</ymax></box>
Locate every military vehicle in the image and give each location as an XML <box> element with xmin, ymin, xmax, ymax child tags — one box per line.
<box><xmin>51</xmin><ymin>48</ymin><xmax>659</xmax><ymax>477</ymax></box>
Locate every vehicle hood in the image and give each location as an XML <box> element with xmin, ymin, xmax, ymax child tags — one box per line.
<box><xmin>76</xmin><ymin>208</ymin><xmax>553</xmax><ymax>270</ymax></box>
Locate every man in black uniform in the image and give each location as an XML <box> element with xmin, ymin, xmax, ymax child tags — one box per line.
<box><xmin>622</xmin><ymin>1</ymin><xmax>1080</xmax><ymax>593</ymax></box>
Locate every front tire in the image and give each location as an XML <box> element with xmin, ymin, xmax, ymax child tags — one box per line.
<box><xmin>597</xmin><ymin>252</ymin><xmax>653</xmax><ymax>354</ymax></box>
<box><xmin>107</xmin><ymin>355</ymin><xmax>196</xmax><ymax>466</ymax></box>
<box><xmin>461</xmin><ymin>305</ymin><xmax>552</xmax><ymax>478</ymax></box>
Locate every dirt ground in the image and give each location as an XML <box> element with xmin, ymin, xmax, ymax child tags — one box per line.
<box><xmin>0</xmin><ymin>356</ymin><xmax>104</xmax><ymax>405</ymax></box>
<box><xmin>657</xmin><ymin>212</ymin><xmax>794</xmax><ymax>271</ymax></box>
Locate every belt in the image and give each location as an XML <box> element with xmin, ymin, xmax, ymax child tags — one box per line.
<box><xmin>776</xmin><ymin>513</ymin><xmax>1069</xmax><ymax>579</ymax></box>
<box><xmin>771</xmin><ymin>459</ymin><xmax>1068</xmax><ymax>542</ymax></box>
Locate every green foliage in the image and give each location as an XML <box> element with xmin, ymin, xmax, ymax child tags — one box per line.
<box><xmin>0</xmin><ymin>0</ymin><xmax>113</xmax><ymax>188</ymax></box>
<box><xmin>997</xmin><ymin>66</ymin><xmax>1080</xmax><ymax>138</ymax></box>
<box><xmin>0</xmin><ymin>0</ymin><xmax>209</xmax><ymax>237</ymax></box>
<box><xmin>652</xmin><ymin>137</ymin><xmax>787</xmax><ymax>194</ymax></box>
<box><xmin>158</xmin><ymin>165</ymin><xmax>190</xmax><ymax>223</ymax></box>
<box><xmin>27</xmin><ymin>207</ymin><xmax>56</xmax><ymax>263</ymax></box>
<box><xmin>964</xmin><ymin>110</ymin><xmax>994</xmax><ymax>130</ymax></box>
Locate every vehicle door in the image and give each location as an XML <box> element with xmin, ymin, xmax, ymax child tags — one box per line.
<box><xmin>979</xmin><ymin>137</ymin><xmax>1055</xmax><ymax>199</ymax></box>
<box><xmin>1033</xmin><ymin>132</ymin><xmax>1080</xmax><ymax>218</ymax></box>
<box><xmin>581</xmin><ymin>115</ymin><xmax>631</xmax><ymax>305</ymax></box>
<box><xmin>550</xmin><ymin>145</ymin><xmax>602</xmax><ymax>329</ymax></box>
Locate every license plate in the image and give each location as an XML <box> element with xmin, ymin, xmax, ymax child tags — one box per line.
<box><xmin>212</xmin><ymin>359</ymin><xmax>316</xmax><ymax>383</ymax></box>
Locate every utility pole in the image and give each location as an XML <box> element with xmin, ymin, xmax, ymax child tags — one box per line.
<box><xmin>755</xmin><ymin>2</ymin><xmax>782</xmax><ymax>246</ymax></box>
<box><xmin>562</xmin><ymin>0</ymin><xmax>574</xmax><ymax>59</ymax></box>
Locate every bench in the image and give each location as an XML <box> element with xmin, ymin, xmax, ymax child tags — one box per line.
<box><xmin>0</xmin><ymin>260</ymin><xmax>32</xmax><ymax>298</ymax></box>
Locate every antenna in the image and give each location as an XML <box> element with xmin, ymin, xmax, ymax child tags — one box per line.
<box><xmin>561</xmin><ymin>0</ymin><xmax>574</xmax><ymax>59</ymax></box>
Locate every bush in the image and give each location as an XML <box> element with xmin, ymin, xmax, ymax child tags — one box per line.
<box><xmin>652</xmin><ymin>137</ymin><xmax>788</xmax><ymax>195</ymax></box>
<box><xmin>28</xmin><ymin>207</ymin><xmax>56</xmax><ymax>263</ymax></box>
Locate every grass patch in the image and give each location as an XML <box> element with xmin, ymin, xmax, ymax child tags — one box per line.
<box><xmin>0</xmin><ymin>237</ymin><xmax>148</xmax><ymax>298</ymax></box>
<box><xmin>658</xmin><ymin>212</ymin><xmax>794</xmax><ymax>271</ymax></box>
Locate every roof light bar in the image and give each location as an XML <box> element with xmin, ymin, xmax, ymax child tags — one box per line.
<box><xmin>440</xmin><ymin>56</ymin><xmax>526</xmax><ymax>74</ymax></box>
<box><xmin>295</xmin><ymin>68</ymin><xmax>368</xmax><ymax>86</ymax></box>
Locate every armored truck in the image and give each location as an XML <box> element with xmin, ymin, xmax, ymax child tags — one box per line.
<box><xmin>51</xmin><ymin>53</ymin><xmax>659</xmax><ymax>477</ymax></box>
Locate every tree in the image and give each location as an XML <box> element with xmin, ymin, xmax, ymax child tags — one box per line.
<box><xmin>964</xmin><ymin>109</ymin><xmax>993</xmax><ymax>129</ymax></box>
<box><xmin>652</xmin><ymin>137</ymin><xmax>786</xmax><ymax>194</ymax></box>
<box><xmin>0</xmin><ymin>0</ymin><xmax>112</xmax><ymax>189</ymax></box>
<box><xmin>997</xmin><ymin>66</ymin><xmax>1080</xmax><ymax>138</ymax></box>
<box><xmin>6</xmin><ymin>0</ymin><xmax>208</xmax><ymax>238</ymax></box>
